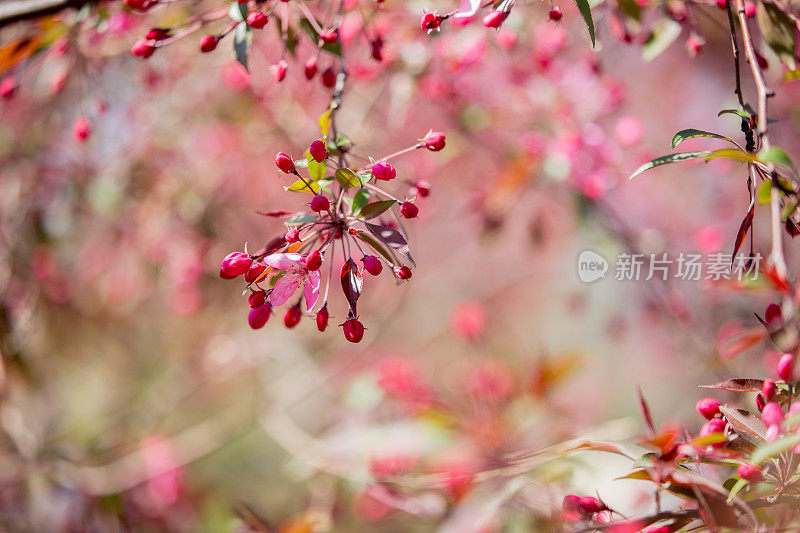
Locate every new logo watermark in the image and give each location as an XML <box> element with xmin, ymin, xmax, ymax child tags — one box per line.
<box><xmin>576</xmin><ymin>250</ymin><xmax>763</xmax><ymax>284</ymax></box>
<box><xmin>577</xmin><ymin>250</ymin><xmax>609</xmax><ymax>283</ymax></box>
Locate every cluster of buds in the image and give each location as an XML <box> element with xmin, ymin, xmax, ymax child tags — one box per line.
<box><xmin>220</xmin><ymin>130</ymin><xmax>445</xmax><ymax>342</ymax></box>
<box><xmin>420</xmin><ymin>4</ymin><xmax>563</xmax><ymax>34</ymax></box>
<box><xmin>561</xmin><ymin>495</ymin><xmax>609</xmax><ymax>522</ymax></box>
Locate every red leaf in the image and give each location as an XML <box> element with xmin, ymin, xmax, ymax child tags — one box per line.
<box><xmin>699</xmin><ymin>378</ymin><xmax>763</xmax><ymax>392</ymax></box>
<box><xmin>638</xmin><ymin>387</ymin><xmax>655</xmax><ymax>437</ymax></box>
<box><xmin>730</xmin><ymin>202</ymin><xmax>754</xmax><ymax>267</ymax></box>
<box><xmin>340</xmin><ymin>258</ymin><xmax>363</xmax><ymax>315</ymax></box>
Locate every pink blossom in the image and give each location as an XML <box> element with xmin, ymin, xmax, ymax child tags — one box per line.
<box><xmin>264</xmin><ymin>253</ymin><xmax>321</xmax><ymax>311</ymax></box>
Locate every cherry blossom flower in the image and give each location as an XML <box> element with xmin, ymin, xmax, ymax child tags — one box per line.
<box><xmin>265</xmin><ymin>253</ymin><xmax>321</xmax><ymax>311</ymax></box>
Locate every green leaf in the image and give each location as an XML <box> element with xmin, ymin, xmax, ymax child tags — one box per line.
<box><xmin>757</xmin><ymin>2</ymin><xmax>797</xmax><ymax>70</ymax></box>
<box><xmin>718</xmin><ymin>109</ymin><xmax>752</xmax><ymax>120</ymax></box>
<box><xmin>351</xmin><ymin>188</ymin><xmax>370</xmax><ymax>216</ymax></box>
<box><xmin>573</xmin><ymin>0</ymin><xmax>595</xmax><ymax>47</ymax></box>
<box><xmin>228</xmin><ymin>1</ymin><xmax>247</xmax><ymax>22</ymax></box>
<box><xmin>671</xmin><ymin>129</ymin><xmax>736</xmax><ymax>149</ymax></box>
<box><xmin>285</xmin><ymin>178</ymin><xmax>320</xmax><ymax>194</ymax></box>
<box><xmin>308</xmin><ymin>158</ymin><xmax>326</xmax><ymax>181</ymax></box>
<box><xmin>758</xmin><ymin>180</ymin><xmax>773</xmax><ymax>205</ymax></box>
<box><xmin>751</xmin><ymin>435</ymin><xmax>800</xmax><ymax>465</ymax></box>
<box><xmin>358</xmin><ymin>200</ymin><xmax>396</xmax><ymax>220</ymax></box>
<box><xmin>335</xmin><ymin>168</ymin><xmax>362</xmax><ymax>189</ymax></box>
<box><xmin>629</xmin><ymin>151</ymin><xmax>712</xmax><ymax>179</ymax></box>
<box><xmin>704</xmin><ymin>148</ymin><xmax>758</xmax><ymax>163</ymax></box>
<box><xmin>232</xmin><ymin>22</ymin><xmax>252</xmax><ymax>72</ymax></box>
<box><xmin>286</xmin><ymin>213</ymin><xmax>315</xmax><ymax>226</ymax></box>
<box><xmin>642</xmin><ymin>19</ymin><xmax>681</xmax><ymax>62</ymax></box>
<box><xmin>726</xmin><ymin>477</ymin><xmax>749</xmax><ymax>504</ymax></box>
<box><xmin>759</xmin><ymin>146</ymin><xmax>795</xmax><ymax>168</ymax></box>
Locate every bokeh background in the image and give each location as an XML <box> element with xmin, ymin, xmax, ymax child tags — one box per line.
<box><xmin>1</xmin><ymin>0</ymin><xmax>800</xmax><ymax>530</ymax></box>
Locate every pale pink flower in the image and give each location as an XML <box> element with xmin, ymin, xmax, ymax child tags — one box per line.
<box><xmin>265</xmin><ymin>253</ymin><xmax>321</xmax><ymax>311</ymax></box>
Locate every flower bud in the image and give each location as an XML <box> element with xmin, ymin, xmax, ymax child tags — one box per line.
<box><xmin>304</xmin><ymin>56</ymin><xmax>318</xmax><ymax>79</ymax></box>
<box><xmin>247</xmin><ymin>12</ymin><xmax>268</xmax><ymax>29</ymax></box>
<box><xmin>0</xmin><ymin>77</ymin><xmax>16</xmax><ymax>99</ymax></box>
<box><xmin>414</xmin><ymin>180</ymin><xmax>431</xmax><ymax>197</ymax></box>
<box><xmin>284</xmin><ymin>304</ymin><xmax>302</xmax><ymax>328</ymax></box>
<box><xmin>309</xmin><ymin>140</ymin><xmax>327</xmax><ymax>162</ymax></box>
<box><xmin>284</xmin><ymin>228</ymin><xmax>300</xmax><ymax>243</ymax></box>
<box><xmin>316</xmin><ymin>305</ymin><xmax>329</xmax><ymax>332</ymax></box>
<box><xmin>73</xmin><ymin>115</ymin><xmax>91</xmax><ymax>142</ymax></box>
<box><xmin>695</xmin><ymin>398</ymin><xmax>721</xmax><ymax>420</ymax></box>
<box><xmin>577</xmin><ymin>497</ymin><xmax>605</xmax><ymax>514</ymax></box>
<box><xmin>220</xmin><ymin>251</ymin><xmax>253</xmax><ymax>279</ymax></box>
<box><xmin>310</xmin><ymin>194</ymin><xmax>330</xmax><ymax>212</ymax></box>
<box><xmin>249</xmin><ymin>290</ymin><xmax>266</xmax><ymax>308</ymax></box>
<box><xmin>319</xmin><ymin>29</ymin><xmax>338</xmax><ymax>44</ymax></box>
<box><xmin>744</xmin><ymin>1</ymin><xmax>756</xmax><ymax>17</ymax></box>
<box><xmin>482</xmin><ymin>10</ymin><xmax>508</xmax><ymax>29</ymax></box>
<box><xmin>362</xmin><ymin>255</ymin><xmax>383</xmax><ymax>276</ymax></box>
<box><xmin>400</xmin><ymin>201</ymin><xmax>418</xmax><ymax>219</ymax></box>
<box><xmin>322</xmin><ymin>67</ymin><xmax>336</xmax><ymax>88</ymax></box>
<box><xmin>422</xmin><ymin>131</ymin><xmax>446</xmax><ymax>151</ymax></box>
<box><xmin>131</xmin><ymin>39</ymin><xmax>156</xmax><ymax>59</ymax></box>
<box><xmin>699</xmin><ymin>418</ymin><xmax>727</xmax><ymax>440</ymax></box>
<box><xmin>762</xmin><ymin>379</ymin><xmax>776</xmax><ymax>401</ymax></box>
<box><xmin>371</xmin><ymin>161</ymin><xmax>396</xmax><ymax>181</ymax></box>
<box><xmin>778</xmin><ymin>353</ymin><xmax>795</xmax><ymax>382</ymax></box>
<box><xmin>274</xmin><ymin>59</ymin><xmax>287</xmax><ymax>82</ymax></box>
<box><xmin>549</xmin><ymin>7</ymin><xmax>562</xmax><ymax>21</ymax></box>
<box><xmin>305</xmin><ymin>250</ymin><xmax>323</xmax><ymax>271</ymax></box>
<box><xmin>371</xmin><ymin>37</ymin><xmax>384</xmax><ymax>61</ymax></box>
<box><xmin>762</xmin><ymin>402</ymin><xmax>784</xmax><ymax>428</ymax></box>
<box><xmin>395</xmin><ymin>265</ymin><xmax>412</xmax><ymax>280</ymax></box>
<box><xmin>244</xmin><ymin>262</ymin><xmax>266</xmax><ymax>283</ymax></box>
<box><xmin>248</xmin><ymin>303</ymin><xmax>271</xmax><ymax>329</ymax></box>
<box><xmin>145</xmin><ymin>28</ymin><xmax>170</xmax><ymax>40</ymax></box>
<box><xmin>275</xmin><ymin>152</ymin><xmax>295</xmax><ymax>173</ymax></box>
<box><xmin>343</xmin><ymin>318</ymin><xmax>365</xmax><ymax>343</ymax></box>
<box><xmin>756</xmin><ymin>393</ymin><xmax>766</xmax><ymax>412</ymax></box>
<box><xmin>737</xmin><ymin>462</ymin><xmax>763</xmax><ymax>482</ymax></box>
<box><xmin>199</xmin><ymin>35</ymin><xmax>219</xmax><ymax>53</ymax></box>
<box><xmin>765</xmin><ymin>303</ymin><xmax>782</xmax><ymax>326</ymax></box>
<box><xmin>562</xmin><ymin>495</ymin><xmax>581</xmax><ymax>513</ymax></box>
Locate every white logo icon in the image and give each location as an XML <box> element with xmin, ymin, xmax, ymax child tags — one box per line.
<box><xmin>577</xmin><ymin>250</ymin><xmax>608</xmax><ymax>283</ymax></box>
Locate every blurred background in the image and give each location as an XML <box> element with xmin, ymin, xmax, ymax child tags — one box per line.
<box><xmin>1</xmin><ymin>0</ymin><xmax>800</xmax><ymax>530</ymax></box>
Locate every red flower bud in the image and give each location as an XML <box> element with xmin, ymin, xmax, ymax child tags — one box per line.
<box><xmin>125</xmin><ymin>0</ymin><xmax>156</xmax><ymax>12</ymax></box>
<box><xmin>0</xmin><ymin>77</ymin><xmax>16</xmax><ymax>99</ymax></box>
<box><xmin>395</xmin><ymin>265</ymin><xmax>412</xmax><ymax>280</ymax></box>
<box><xmin>309</xmin><ymin>140</ymin><xmax>327</xmax><ymax>162</ymax></box>
<box><xmin>737</xmin><ymin>462</ymin><xmax>763</xmax><ymax>482</ymax></box>
<box><xmin>343</xmin><ymin>318</ymin><xmax>365</xmax><ymax>343</ymax></box>
<box><xmin>220</xmin><ymin>251</ymin><xmax>253</xmax><ymax>279</ymax></box>
<box><xmin>132</xmin><ymin>39</ymin><xmax>156</xmax><ymax>58</ymax></box>
<box><xmin>371</xmin><ymin>37</ymin><xmax>384</xmax><ymax>61</ymax></box>
<box><xmin>577</xmin><ymin>497</ymin><xmax>605</xmax><ymax>514</ymax></box>
<box><xmin>562</xmin><ymin>495</ymin><xmax>582</xmax><ymax>513</ymax></box>
<box><xmin>199</xmin><ymin>35</ymin><xmax>220</xmax><ymax>53</ymax></box>
<box><xmin>762</xmin><ymin>378</ymin><xmax>776</xmax><ymax>401</ymax></box>
<box><xmin>778</xmin><ymin>353</ymin><xmax>795</xmax><ymax>382</ymax></box>
<box><xmin>695</xmin><ymin>397</ymin><xmax>721</xmax><ymax>420</ymax></box>
<box><xmin>765</xmin><ymin>303</ymin><xmax>782</xmax><ymax>326</ymax></box>
<box><xmin>422</xmin><ymin>130</ymin><xmax>446</xmax><ymax>151</ymax></box>
<box><xmin>744</xmin><ymin>1</ymin><xmax>756</xmax><ymax>17</ymax></box>
<box><xmin>362</xmin><ymin>255</ymin><xmax>383</xmax><ymax>276</ymax></box>
<box><xmin>482</xmin><ymin>10</ymin><xmax>509</xmax><ymax>29</ymax></box>
<box><xmin>275</xmin><ymin>152</ymin><xmax>295</xmax><ymax>173</ymax></box>
<box><xmin>699</xmin><ymin>418</ymin><xmax>727</xmax><ymax>446</ymax></box>
<box><xmin>549</xmin><ymin>7</ymin><xmax>562</xmax><ymax>21</ymax></box>
<box><xmin>756</xmin><ymin>392</ymin><xmax>766</xmax><ymax>412</ymax></box>
<box><xmin>762</xmin><ymin>402</ymin><xmax>784</xmax><ymax>427</ymax></box>
<box><xmin>371</xmin><ymin>161</ymin><xmax>396</xmax><ymax>181</ymax></box>
<box><xmin>244</xmin><ymin>262</ymin><xmax>266</xmax><ymax>283</ymax></box>
<box><xmin>249</xmin><ymin>290</ymin><xmax>266</xmax><ymax>308</ymax></box>
<box><xmin>248</xmin><ymin>303</ymin><xmax>271</xmax><ymax>329</ymax></box>
<box><xmin>400</xmin><ymin>201</ymin><xmax>418</xmax><ymax>219</ymax></box>
<box><xmin>322</xmin><ymin>67</ymin><xmax>336</xmax><ymax>88</ymax></box>
<box><xmin>145</xmin><ymin>28</ymin><xmax>170</xmax><ymax>40</ymax></box>
<box><xmin>247</xmin><ymin>12</ymin><xmax>268</xmax><ymax>29</ymax></box>
<box><xmin>310</xmin><ymin>194</ymin><xmax>330</xmax><ymax>212</ymax></box>
<box><xmin>305</xmin><ymin>250</ymin><xmax>323</xmax><ymax>271</ymax></box>
<box><xmin>319</xmin><ymin>29</ymin><xmax>338</xmax><ymax>44</ymax></box>
<box><xmin>316</xmin><ymin>305</ymin><xmax>329</xmax><ymax>332</ymax></box>
<box><xmin>285</xmin><ymin>228</ymin><xmax>300</xmax><ymax>243</ymax></box>
<box><xmin>414</xmin><ymin>180</ymin><xmax>431</xmax><ymax>197</ymax></box>
<box><xmin>420</xmin><ymin>12</ymin><xmax>442</xmax><ymax>31</ymax></box>
<box><xmin>73</xmin><ymin>115</ymin><xmax>91</xmax><ymax>142</ymax></box>
<box><xmin>305</xmin><ymin>56</ymin><xmax>318</xmax><ymax>79</ymax></box>
<box><xmin>274</xmin><ymin>59</ymin><xmax>287</xmax><ymax>82</ymax></box>
<box><xmin>284</xmin><ymin>304</ymin><xmax>302</xmax><ymax>328</ymax></box>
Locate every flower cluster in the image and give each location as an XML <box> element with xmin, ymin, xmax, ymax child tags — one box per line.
<box><xmin>220</xmin><ymin>130</ymin><xmax>444</xmax><ymax>342</ymax></box>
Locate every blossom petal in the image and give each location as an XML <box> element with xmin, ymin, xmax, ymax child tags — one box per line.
<box><xmin>264</xmin><ymin>253</ymin><xmax>303</xmax><ymax>271</ymax></box>
<box><xmin>270</xmin><ymin>273</ymin><xmax>301</xmax><ymax>307</ymax></box>
<box><xmin>304</xmin><ymin>270</ymin><xmax>321</xmax><ymax>312</ymax></box>
<box><xmin>454</xmin><ymin>0</ymin><xmax>481</xmax><ymax>18</ymax></box>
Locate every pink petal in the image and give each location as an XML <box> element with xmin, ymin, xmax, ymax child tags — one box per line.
<box><xmin>304</xmin><ymin>270</ymin><xmax>321</xmax><ymax>311</ymax></box>
<box><xmin>264</xmin><ymin>253</ymin><xmax>303</xmax><ymax>271</ymax></box>
<box><xmin>270</xmin><ymin>273</ymin><xmax>301</xmax><ymax>307</ymax></box>
<box><xmin>454</xmin><ymin>0</ymin><xmax>481</xmax><ymax>18</ymax></box>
